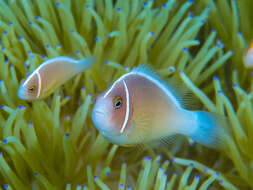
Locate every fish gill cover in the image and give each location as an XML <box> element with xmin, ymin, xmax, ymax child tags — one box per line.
<box><xmin>0</xmin><ymin>0</ymin><xmax>252</xmax><ymax>189</ymax></box>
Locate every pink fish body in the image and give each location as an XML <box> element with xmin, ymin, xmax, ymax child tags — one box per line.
<box><xmin>18</xmin><ymin>56</ymin><xmax>94</xmax><ymax>100</ymax></box>
<box><xmin>92</xmin><ymin>65</ymin><xmax>228</xmax><ymax>150</ymax></box>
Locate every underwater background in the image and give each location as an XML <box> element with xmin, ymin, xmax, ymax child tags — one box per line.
<box><xmin>0</xmin><ymin>0</ymin><xmax>252</xmax><ymax>189</ymax></box>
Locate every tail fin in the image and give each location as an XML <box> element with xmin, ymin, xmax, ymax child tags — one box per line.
<box><xmin>76</xmin><ymin>56</ymin><xmax>95</xmax><ymax>72</ymax></box>
<box><xmin>189</xmin><ymin>111</ymin><xmax>230</xmax><ymax>150</ymax></box>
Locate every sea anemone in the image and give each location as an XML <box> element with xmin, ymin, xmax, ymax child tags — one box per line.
<box><xmin>0</xmin><ymin>0</ymin><xmax>252</xmax><ymax>189</ymax></box>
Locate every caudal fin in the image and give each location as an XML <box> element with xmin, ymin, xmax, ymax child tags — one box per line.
<box><xmin>76</xmin><ymin>56</ymin><xmax>95</xmax><ymax>71</ymax></box>
<box><xmin>189</xmin><ymin>111</ymin><xmax>230</xmax><ymax>150</ymax></box>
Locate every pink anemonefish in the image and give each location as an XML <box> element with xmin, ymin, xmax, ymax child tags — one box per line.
<box><xmin>92</xmin><ymin>65</ymin><xmax>229</xmax><ymax>150</ymax></box>
<box><xmin>18</xmin><ymin>56</ymin><xmax>94</xmax><ymax>100</ymax></box>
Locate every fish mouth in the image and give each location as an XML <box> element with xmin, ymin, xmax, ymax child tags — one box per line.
<box><xmin>17</xmin><ymin>87</ymin><xmax>27</xmax><ymax>99</ymax></box>
<box><xmin>93</xmin><ymin>110</ymin><xmax>105</xmax><ymax>116</ymax></box>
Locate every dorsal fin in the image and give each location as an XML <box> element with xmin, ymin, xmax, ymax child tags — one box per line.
<box><xmin>166</xmin><ymin>74</ymin><xmax>202</xmax><ymax>110</ymax></box>
<box><xmin>132</xmin><ymin>64</ymin><xmax>182</xmax><ymax>107</ymax></box>
<box><xmin>132</xmin><ymin>64</ymin><xmax>201</xmax><ymax>110</ymax></box>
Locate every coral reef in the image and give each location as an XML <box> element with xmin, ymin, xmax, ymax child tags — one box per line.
<box><xmin>0</xmin><ymin>0</ymin><xmax>252</xmax><ymax>189</ymax></box>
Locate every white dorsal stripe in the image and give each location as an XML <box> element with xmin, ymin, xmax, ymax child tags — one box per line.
<box><xmin>118</xmin><ymin>72</ymin><xmax>181</xmax><ymax>108</ymax></box>
<box><xmin>120</xmin><ymin>80</ymin><xmax>130</xmax><ymax>134</ymax></box>
<box><xmin>22</xmin><ymin>72</ymin><xmax>35</xmax><ymax>87</ymax></box>
<box><xmin>130</xmin><ymin>72</ymin><xmax>181</xmax><ymax>108</ymax></box>
<box><xmin>103</xmin><ymin>81</ymin><xmax>118</xmax><ymax>98</ymax></box>
<box><xmin>35</xmin><ymin>71</ymin><xmax>42</xmax><ymax>98</ymax></box>
<box><xmin>22</xmin><ymin>56</ymin><xmax>75</xmax><ymax>88</ymax></box>
<box><xmin>103</xmin><ymin>73</ymin><xmax>131</xmax><ymax>98</ymax></box>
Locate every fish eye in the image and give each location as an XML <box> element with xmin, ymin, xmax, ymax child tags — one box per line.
<box><xmin>113</xmin><ymin>96</ymin><xmax>122</xmax><ymax>109</ymax></box>
<box><xmin>28</xmin><ymin>86</ymin><xmax>35</xmax><ymax>92</ymax></box>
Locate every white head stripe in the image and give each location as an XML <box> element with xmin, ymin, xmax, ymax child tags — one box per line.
<box><xmin>120</xmin><ymin>80</ymin><xmax>130</xmax><ymax>134</ymax></box>
<box><xmin>35</xmin><ymin>71</ymin><xmax>42</xmax><ymax>98</ymax></box>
